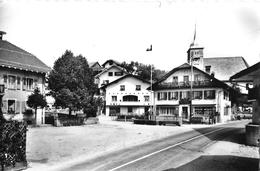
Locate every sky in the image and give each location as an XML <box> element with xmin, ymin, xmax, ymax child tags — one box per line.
<box><xmin>1</xmin><ymin>0</ymin><xmax>260</xmax><ymax>71</ymax></box>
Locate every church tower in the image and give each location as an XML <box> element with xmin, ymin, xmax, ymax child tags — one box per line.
<box><xmin>187</xmin><ymin>25</ymin><xmax>204</xmax><ymax>70</ymax></box>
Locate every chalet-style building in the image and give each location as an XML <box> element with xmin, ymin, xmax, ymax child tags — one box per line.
<box><xmin>150</xmin><ymin>36</ymin><xmax>235</xmax><ymax>123</ymax></box>
<box><xmin>89</xmin><ymin>61</ymin><xmax>103</xmax><ymax>75</ymax></box>
<box><xmin>95</xmin><ymin>62</ymin><xmax>128</xmax><ymax>88</ymax></box>
<box><xmin>0</xmin><ymin>31</ymin><xmax>51</xmax><ymax>124</ymax></box>
<box><xmin>101</xmin><ymin>74</ymin><xmax>151</xmax><ymax>116</ymax></box>
<box><xmin>151</xmin><ymin>63</ymin><xmax>232</xmax><ymax>123</ymax></box>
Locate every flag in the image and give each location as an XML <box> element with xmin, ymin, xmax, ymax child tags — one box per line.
<box><xmin>146</xmin><ymin>44</ymin><xmax>152</xmax><ymax>51</ymax></box>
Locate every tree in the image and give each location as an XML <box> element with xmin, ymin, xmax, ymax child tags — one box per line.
<box><xmin>120</xmin><ymin>61</ymin><xmax>166</xmax><ymax>82</ymax></box>
<box><xmin>27</xmin><ymin>87</ymin><xmax>47</xmax><ymax>123</ymax></box>
<box><xmin>48</xmin><ymin>50</ymin><xmax>98</xmax><ymax>115</ymax></box>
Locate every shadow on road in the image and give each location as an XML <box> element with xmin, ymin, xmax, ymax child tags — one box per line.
<box><xmin>163</xmin><ymin>155</ymin><xmax>259</xmax><ymax>171</ymax></box>
<box><xmin>192</xmin><ymin>126</ymin><xmax>247</xmax><ymax>145</ymax></box>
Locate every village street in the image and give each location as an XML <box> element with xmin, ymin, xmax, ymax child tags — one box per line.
<box><xmin>26</xmin><ymin>118</ymin><xmax>259</xmax><ymax>171</ymax></box>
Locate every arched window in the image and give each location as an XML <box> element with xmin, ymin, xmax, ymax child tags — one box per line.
<box><xmin>123</xmin><ymin>95</ymin><xmax>138</xmax><ymax>102</ymax></box>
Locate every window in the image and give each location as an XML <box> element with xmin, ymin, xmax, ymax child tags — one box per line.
<box><xmin>168</xmin><ymin>92</ymin><xmax>178</xmax><ymax>100</ymax></box>
<box><xmin>128</xmin><ymin>107</ymin><xmax>133</xmax><ymax>113</ymax></box>
<box><xmin>115</xmin><ymin>72</ymin><xmax>123</xmax><ymax>76</ymax></box>
<box><xmin>8</xmin><ymin>75</ymin><xmax>16</xmax><ymax>89</ymax></box>
<box><xmin>34</xmin><ymin>79</ymin><xmax>38</xmax><ymax>88</ymax></box>
<box><xmin>144</xmin><ymin>96</ymin><xmax>150</xmax><ymax>102</ymax></box>
<box><xmin>17</xmin><ymin>77</ymin><xmax>21</xmax><ymax>90</ymax></box>
<box><xmin>172</xmin><ymin>76</ymin><xmax>178</xmax><ymax>83</ymax></box>
<box><xmin>157</xmin><ymin>92</ymin><xmax>167</xmax><ymax>100</ymax></box>
<box><xmin>193</xmin><ymin>91</ymin><xmax>202</xmax><ymax>99</ymax></box>
<box><xmin>103</xmin><ymin>80</ymin><xmax>109</xmax><ymax>85</ymax></box>
<box><xmin>27</xmin><ymin>78</ymin><xmax>34</xmax><ymax>90</ymax></box>
<box><xmin>194</xmin><ymin>74</ymin><xmax>200</xmax><ymax>82</ymax></box>
<box><xmin>204</xmin><ymin>90</ymin><xmax>215</xmax><ymax>99</ymax></box>
<box><xmin>224</xmin><ymin>106</ymin><xmax>229</xmax><ymax>115</ymax></box>
<box><xmin>205</xmin><ymin>66</ymin><xmax>211</xmax><ymax>73</ymax></box>
<box><xmin>120</xmin><ymin>85</ymin><xmax>125</xmax><ymax>91</ymax></box>
<box><xmin>224</xmin><ymin>91</ymin><xmax>229</xmax><ymax>100</ymax></box>
<box><xmin>22</xmin><ymin>78</ymin><xmax>26</xmax><ymax>91</ymax></box>
<box><xmin>183</xmin><ymin>76</ymin><xmax>189</xmax><ymax>83</ymax></box>
<box><xmin>136</xmin><ymin>85</ymin><xmax>141</xmax><ymax>91</ymax></box>
<box><xmin>180</xmin><ymin>91</ymin><xmax>190</xmax><ymax>99</ymax></box>
<box><xmin>194</xmin><ymin>107</ymin><xmax>216</xmax><ymax>116</ymax></box>
<box><xmin>108</xmin><ymin>72</ymin><xmax>113</xmax><ymax>76</ymax></box>
<box><xmin>123</xmin><ymin>95</ymin><xmax>138</xmax><ymax>101</ymax></box>
<box><xmin>112</xmin><ymin>96</ymin><xmax>117</xmax><ymax>102</ymax></box>
<box><xmin>8</xmin><ymin>100</ymin><xmax>15</xmax><ymax>114</ymax></box>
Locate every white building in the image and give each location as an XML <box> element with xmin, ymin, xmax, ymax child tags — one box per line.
<box><xmin>95</xmin><ymin>63</ymin><xmax>128</xmax><ymax>88</ymax></box>
<box><xmin>0</xmin><ymin>31</ymin><xmax>51</xmax><ymax>124</ymax></box>
<box><xmin>101</xmin><ymin>74</ymin><xmax>151</xmax><ymax>116</ymax></box>
<box><xmin>151</xmin><ymin>63</ymin><xmax>232</xmax><ymax>123</ymax></box>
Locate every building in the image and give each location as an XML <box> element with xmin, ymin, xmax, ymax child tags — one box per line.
<box><xmin>101</xmin><ymin>74</ymin><xmax>151</xmax><ymax>116</ymax></box>
<box><xmin>95</xmin><ymin>62</ymin><xmax>128</xmax><ymax>88</ymax></box>
<box><xmin>150</xmin><ymin>34</ymin><xmax>234</xmax><ymax>123</ymax></box>
<box><xmin>0</xmin><ymin>31</ymin><xmax>51</xmax><ymax>124</ymax></box>
<box><xmin>230</xmin><ymin>61</ymin><xmax>260</xmax><ymax>146</ymax></box>
<box><xmin>89</xmin><ymin>61</ymin><xmax>103</xmax><ymax>75</ymax></box>
<box><xmin>151</xmin><ymin>63</ymin><xmax>232</xmax><ymax>123</ymax></box>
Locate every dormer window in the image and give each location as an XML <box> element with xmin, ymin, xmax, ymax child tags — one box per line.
<box><xmin>205</xmin><ymin>66</ymin><xmax>211</xmax><ymax>73</ymax></box>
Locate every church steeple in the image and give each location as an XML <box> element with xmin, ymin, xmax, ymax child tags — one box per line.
<box><xmin>187</xmin><ymin>25</ymin><xmax>204</xmax><ymax>70</ymax></box>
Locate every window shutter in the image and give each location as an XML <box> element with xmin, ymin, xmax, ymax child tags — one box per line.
<box><xmin>2</xmin><ymin>100</ymin><xmax>7</xmax><ymax>113</ymax></box>
<box><xmin>21</xmin><ymin>101</ymin><xmax>26</xmax><ymax>113</ymax></box>
<box><xmin>16</xmin><ymin>101</ymin><xmax>20</xmax><ymax>114</ymax></box>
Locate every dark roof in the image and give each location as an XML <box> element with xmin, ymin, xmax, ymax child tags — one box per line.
<box><xmin>0</xmin><ymin>39</ymin><xmax>51</xmax><ymax>73</ymax></box>
<box><xmin>102</xmin><ymin>59</ymin><xmax>121</xmax><ymax>67</ymax></box>
<box><xmin>150</xmin><ymin>63</ymin><xmax>230</xmax><ymax>90</ymax></box>
<box><xmin>230</xmin><ymin>61</ymin><xmax>260</xmax><ymax>80</ymax></box>
<box><xmin>100</xmin><ymin>74</ymin><xmax>150</xmax><ymax>89</ymax></box>
<box><xmin>203</xmin><ymin>57</ymin><xmax>249</xmax><ymax>81</ymax></box>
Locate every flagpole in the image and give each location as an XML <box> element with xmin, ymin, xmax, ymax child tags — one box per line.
<box><xmin>146</xmin><ymin>45</ymin><xmax>153</xmax><ymax>120</ymax></box>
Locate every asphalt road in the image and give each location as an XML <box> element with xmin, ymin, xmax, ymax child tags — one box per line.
<box><xmin>61</xmin><ymin>120</ymin><xmax>258</xmax><ymax>171</ymax></box>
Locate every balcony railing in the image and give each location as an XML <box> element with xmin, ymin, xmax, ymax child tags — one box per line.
<box><xmin>156</xmin><ymin>80</ymin><xmax>214</xmax><ymax>89</ymax></box>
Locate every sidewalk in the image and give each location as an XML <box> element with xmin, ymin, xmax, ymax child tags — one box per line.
<box><xmin>25</xmin><ymin>116</ymin><xmax>255</xmax><ymax>171</ymax></box>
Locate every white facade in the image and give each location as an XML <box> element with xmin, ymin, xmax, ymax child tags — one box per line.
<box><xmin>104</xmin><ymin>76</ymin><xmax>151</xmax><ymax>116</ymax></box>
<box><xmin>95</xmin><ymin>65</ymin><xmax>128</xmax><ymax>88</ymax></box>
<box><xmin>0</xmin><ymin>67</ymin><xmax>47</xmax><ymax>124</ymax></box>
<box><xmin>153</xmin><ymin>64</ymin><xmax>232</xmax><ymax>123</ymax></box>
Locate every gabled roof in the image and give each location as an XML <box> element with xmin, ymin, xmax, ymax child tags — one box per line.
<box><xmin>102</xmin><ymin>59</ymin><xmax>121</xmax><ymax>67</ymax></box>
<box><xmin>150</xmin><ymin>63</ymin><xmax>230</xmax><ymax>90</ymax></box>
<box><xmin>0</xmin><ymin>39</ymin><xmax>51</xmax><ymax>73</ymax></box>
<box><xmin>100</xmin><ymin>74</ymin><xmax>150</xmax><ymax>89</ymax></box>
<box><xmin>203</xmin><ymin>57</ymin><xmax>249</xmax><ymax>81</ymax></box>
<box><xmin>89</xmin><ymin>61</ymin><xmax>101</xmax><ymax>68</ymax></box>
<box><xmin>95</xmin><ymin>64</ymin><xmax>128</xmax><ymax>77</ymax></box>
<box><xmin>230</xmin><ymin>61</ymin><xmax>260</xmax><ymax>81</ymax></box>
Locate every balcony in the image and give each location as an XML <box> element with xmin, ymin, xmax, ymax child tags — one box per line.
<box><xmin>155</xmin><ymin>80</ymin><xmax>214</xmax><ymax>90</ymax></box>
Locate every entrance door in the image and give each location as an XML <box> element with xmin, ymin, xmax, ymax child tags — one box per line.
<box><xmin>182</xmin><ymin>106</ymin><xmax>188</xmax><ymax>119</ymax></box>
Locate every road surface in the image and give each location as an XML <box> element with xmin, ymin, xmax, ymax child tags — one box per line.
<box><xmin>61</xmin><ymin>120</ymin><xmax>258</xmax><ymax>171</ymax></box>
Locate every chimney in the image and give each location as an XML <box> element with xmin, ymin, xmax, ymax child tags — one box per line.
<box><xmin>0</xmin><ymin>31</ymin><xmax>6</xmax><ymax>40</ymax></box>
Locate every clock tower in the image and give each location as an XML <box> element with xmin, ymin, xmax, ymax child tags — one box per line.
<box><xmin>187</xmin><ymin>26</ymin><xmax>204</xmax><ymax>70</ymax></box>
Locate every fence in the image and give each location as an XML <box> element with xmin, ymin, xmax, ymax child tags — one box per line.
<box><xmin>0</xmin><ymin>120</ymin><xmax>27</xmax><ymax>170</ymax></box>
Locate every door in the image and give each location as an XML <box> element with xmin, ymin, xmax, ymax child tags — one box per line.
<box><xmin>182</xmin><ymin>106</ymin><xmax>188</xmax><ymax>119</ymax></box>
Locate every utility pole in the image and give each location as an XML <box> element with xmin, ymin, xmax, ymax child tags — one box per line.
<box><xmin>146</xmin><ymin>45</ymin><xmax>153</xmax><ymax>120</ymax></box>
